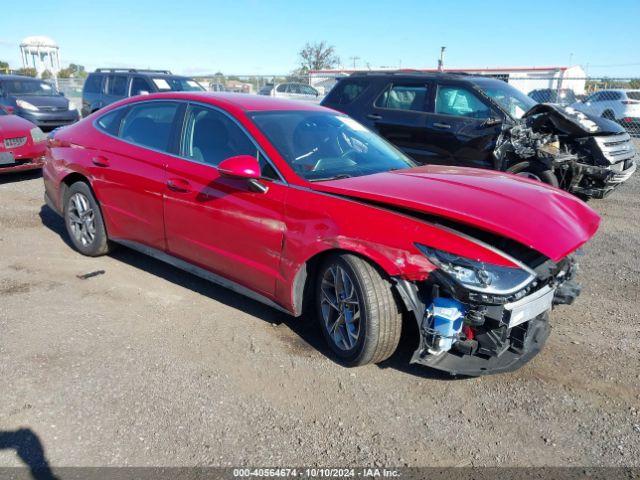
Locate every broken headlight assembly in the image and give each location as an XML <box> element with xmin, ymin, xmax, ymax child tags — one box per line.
<box><xmin>415</xmin><ymin>244</ymin><xmax>536</xmax><ymax>295</ymax></box>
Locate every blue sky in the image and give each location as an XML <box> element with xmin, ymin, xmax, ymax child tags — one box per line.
<box><xmin>2</xmin><ymin>0</ymin><xmax>639</xmax><ymax>76</ymax></box>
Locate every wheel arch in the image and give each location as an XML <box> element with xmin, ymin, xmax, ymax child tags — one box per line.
<box><xmin>289</xmin><ymin>246</ymin><xmax>402</xmax><ymax>317</ymax></box>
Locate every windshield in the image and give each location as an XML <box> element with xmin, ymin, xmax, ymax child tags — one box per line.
<box><xmin>2</xmin><ymin>79</ymin><xmax>58</xmax><ymax>96</ymax></box>
<box><xmin>474</xmin><ymin>79</ymin><xmax>537</xmax><ymax>119</ymax></box>
<box><xmin>251</xmin><ymin>111</ymin><xmax>415</xmax><ymax>182</ymax></box>
<box><xmin>151</xmin><ymin>77</ymin><xmax>205</xmax><ymax>92</ymax></box>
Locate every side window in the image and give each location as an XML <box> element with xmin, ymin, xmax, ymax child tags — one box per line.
<box><xmin>180</xmin><ymin>105</ymin><xmax>278</xmax><ymax>179</ymax></box>
<box><xmin>120</xmin><ymin>102</ymin><xmax>179</xmax><ymax>152</ymax></box>
<box><xmin>96</xmin><ymin>108</ymin><xmax>126</xmax><ymax>135</ymax></box>
<box><xmin>107</xmin><ymin>75</ymin><xmax>128</xmax><ymax>96</ymax></box>
<box><xmin>325</xmin><ymin>80</ymin><xmax>368</xmax><ymax>105</ymax></box>
<box><xmin>131</xmin><ymin>77</ymin><xmax>152</xmax><ymax>96</ymax></box>
<box><xmin>302</xmin><ymin>85</ymin><xmax>318</xmax><ymax>96</ymax></box>
<box><xmin>589</xmin><ymin>92</ymin><xmax>605</xmax><ymax>102</ymax></box>
<box><xmin>84</xmin><ymin>75</ymin><xmax>103</xmax><ymax>94</ymax></box>
<box><xmin>375</xmin><ymin>84</ymin><xmax>428</xmax><ymax>112</ymax></box>
<box><xmin>276</xmin><ymin>84</ymin><xmax>288</xmax><ymax>93</ymax></box>
<box><xmin>435</xmin><ymin>85</ymin><xmax>491</xmax><ymax>119</ymax></box>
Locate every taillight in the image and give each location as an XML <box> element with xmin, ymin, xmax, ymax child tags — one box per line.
<box><xmin>622</xmin><ymin>117</ymin><xmax>634</xmax><ymax>123</ymax></box>
<box><xmin>1</xmin><ymin>105</ymin><xmax>14</xmax><ymax>114</ymax></box>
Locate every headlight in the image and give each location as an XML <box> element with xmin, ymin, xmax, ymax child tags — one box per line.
<box><xmin>30</xmin><ymin>127</ymin><xmax>47</xmax><ymax>144</ymax></box>
<box><xmin>68</xmin><ymin>101</ymin><xmax>77</xmax><ymax>111</ymax></box>
<box><xmin>416</xmin><ymin>244</ymin><xmax>536</xmax><ymax>295</ymax></box>
<box><xmin>16</xmin><ymin>99</ymin><xmax>38</xmax><ymax>111</ymax></box>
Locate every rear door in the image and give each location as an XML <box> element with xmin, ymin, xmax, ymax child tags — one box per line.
<box><xmin>358</xmin><ymin>80</ymin><xmax>435</xmax><ymax>164</ymax></box>
<box><xmin>103</xmin><ymin>74</ymin><xmax>129</xmax><ymax>107</ymax></box>
<box><xmin>421</xmin><ymin>81</ymin><xmax>501</xmax><ymax>168</ymax></box>
<box><xmin>163</xmin><ymin>103</ymin><xmax>286</xmax><ymax>297</ymax></box>
<box><xmin>91</xmin><ymin>100</ymin><xmax>181</xmax><ymax>249</ymax></box>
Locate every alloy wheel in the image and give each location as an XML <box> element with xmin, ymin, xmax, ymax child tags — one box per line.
<box><xmin>320</xmin><ymin>264</ymin><xmax>362</xmax><ymax>351</ymax></box>
<box><xmin>68</xmin><ymin>192</ymin><xmax>96</xmax><ymax>247</ymax></box>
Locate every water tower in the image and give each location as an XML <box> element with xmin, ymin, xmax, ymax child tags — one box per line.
<box><xmin>19</xmin><ymin>36</ymin><xmax>61</xmax><ymax>78</ymax></box>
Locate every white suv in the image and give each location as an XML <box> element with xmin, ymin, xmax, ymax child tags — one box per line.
<box><xmin>571</xmin><ymin>89</ymin><xmax>640</xmax><ymax>134</ymax></box>
<box><xmin>257</xmin><ymin>82</ymin><xmax>320</xmax><ymax>102</ymax></box>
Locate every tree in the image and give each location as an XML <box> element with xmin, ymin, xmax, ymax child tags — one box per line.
<box><xmin>41</xmin><ymin>69</ymin><xmax>53</xmax><ymax>80</ymax></box>
<box><xmin>297</xmin><ymin>41</ymin><xmax>340</xmax><ymax>73</ymax></box>
<box><xmin>15</xmin><ymin>67</ymin><xmax>37</xmax><ymax>77</ymax></box>
<box><xmin>629</xmin><ymin>79</ymin><xmax>640</xmax><ymax>89</ymax></box>
<box><xmin>0</xmin><ymin>60</ymin><xmax>8</xmax><ymax>73</ymax></box>
<box><xmin>58</xmin><ymin>68</ymin><xmax>72</xmax><ymax>79</ymax></box>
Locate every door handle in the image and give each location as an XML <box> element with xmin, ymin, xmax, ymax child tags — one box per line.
<box><xmin>91</xmin><ymin>155</ymin><xmax>110</xmax><ymax>167</ymax></box>
<box><xmin>433</xmin><ymin>122</ymin><xmax>451</xmax><ymax>129</ymax></box>
<box><xmin>366</xmin><ymin>114</ymin><xmax>382</xmax><ymax>120</ymax></box>
<box><xmin>167</xmin><ymin>178</ymin><xmax>191</xmax><ymax>193</ymax></box>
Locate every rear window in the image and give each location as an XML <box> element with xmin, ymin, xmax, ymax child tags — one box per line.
<box><xmin>324</xmin><ymin>80</ymin><xmax>368</xmax><ymax>105</ymax></box>
<box><xmin>627</xmin><ymin>92</ymin><xmax>640</xmax><ymax>101</ymax></box>
<box><xmin>107</xmin><ymin>75</ymin><xmax>128</xmax><ymax>96</ymax></box>
<box><xmin>96</xmin><ymin>108</ymin><xmax>126</xmax><ymax>135</ymax></box>
<box><xmin>375</xmin><ymin>84</ymin><xmax>428</xmax><ymax>112</ymax></box>
<box><xmin>84</xmin><ymin>75</ymin><xmax>103</xmax><ymax>94</ymax></box>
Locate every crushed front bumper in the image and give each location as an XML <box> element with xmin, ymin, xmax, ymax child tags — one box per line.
<box><xmin>570</xmin><ymin>158</ymin><xmax>636</xmax><ymax>199</ymax></box>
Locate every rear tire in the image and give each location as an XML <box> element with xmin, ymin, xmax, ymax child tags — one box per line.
<box><xmin>64</xmin><ymin>181</ymin><xmax>111</xmax><ymax>257</ymax></box>
<box><xmin>315</xmin><ymin>253</ymin><xmax>402</xmax><ymax>366</ymax></box>
<box><xmin>507</xmin><ymin>162</ymin><xmax>559</xmax><ymax>187</ymax></box>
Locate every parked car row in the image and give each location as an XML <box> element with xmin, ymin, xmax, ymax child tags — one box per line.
<box><xmin>39</xmin><ymin>90</ymin><xmax>603</xmax><ymax>376</ymax></box>
<box><xmin>0</xmin><ymin>69</ymin><xmax>635</xmax><ymax>377</ymax></box>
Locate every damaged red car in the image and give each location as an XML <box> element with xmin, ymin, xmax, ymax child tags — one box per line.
<box><xmin>0</xmin><ymin>108</ymin><xmax>47</xmax><ymax>173</ymax></box>
<box><xmin>43</xmin><ymin>92</ymin><xmax>600</xmax><ymax>375</ymax></box>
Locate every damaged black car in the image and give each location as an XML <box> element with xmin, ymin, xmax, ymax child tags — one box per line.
<box><xmin>321</xmin><ymin>72</ymin><xmax>637</xmax><ymax>199</ymax></box>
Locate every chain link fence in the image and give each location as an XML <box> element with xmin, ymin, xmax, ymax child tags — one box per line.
<box><xmin>55</xmin><ymin>74</ymin><xmax>640</xmax><ymax>139</ymax></box>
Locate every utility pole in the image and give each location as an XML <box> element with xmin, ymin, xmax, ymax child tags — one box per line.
<box><xmin>349</xmin><ymin>56</ymin><xmax>360</xmax><ymax>69</ymax></box>
<box><xmin>437</xmin><ymin>46</ymin><xmax>446</xmax><ymax>71</ymax></box>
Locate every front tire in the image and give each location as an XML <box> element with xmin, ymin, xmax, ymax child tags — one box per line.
<box><xmin>64</xmin><ymin>182</ymin><xmax>111</xmax><ymax>256</ymax></box>
<box><xmin>315</xmin><ymin>254</ymin><xmax>402</xmax><ymax>366</ymax></box>
<box><xmin>507</xmin><ymin>161</ymin><xmax>559</xmax><ymax>187</ymax></box>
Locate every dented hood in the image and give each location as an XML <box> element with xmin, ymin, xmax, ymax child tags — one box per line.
<box><xmin>312</xmin><ymin>165</ymin><xmax>600</xmax><ymax>262</ymax></box>
<box><xmin>523</xmin><ymin>103</ymin><xmax>624</xmax><ymax>136</ymax></box>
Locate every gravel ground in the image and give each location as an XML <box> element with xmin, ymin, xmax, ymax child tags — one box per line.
<box><xmin>0</xmin><ymin>169</ymin><xmax>638</xmax><ymax>469</ymax></box>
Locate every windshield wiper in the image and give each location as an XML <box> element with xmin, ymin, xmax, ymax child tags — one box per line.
<box><xmin>309</xmin><ymin>174</ymin><xmax>353</xmax><ymax>182</ymax></box>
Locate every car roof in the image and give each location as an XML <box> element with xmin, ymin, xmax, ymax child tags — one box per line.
<box><xmin>0</xmin><ymin>74</ymin><xmax>46</xmax><ymax>81</ymax></box>
<box><xmin>119</xmin><ymin>91</ymin><xmax>329</xmax><ymax>112</ymax></box>
<box><xmin>347</xmin><ymin>71</ymin><xmax>490</xmax><ymax>83</ymax></box>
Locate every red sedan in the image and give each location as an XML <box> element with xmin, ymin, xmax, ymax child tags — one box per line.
<box><xmin>43</xmin><ymin>92</ymin><xmax>600</xmax><ymax>375</ymax></box>
<box><xmin>0</xmin><ymin>109</ymin><xmax>47</xmax><ymax>173</ymax></box>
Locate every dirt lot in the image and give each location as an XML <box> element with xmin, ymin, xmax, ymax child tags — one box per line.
<box><xmin>0</xmin><ymin>169</ymin><xmax>639</xmax><ymax>469</ymax></box>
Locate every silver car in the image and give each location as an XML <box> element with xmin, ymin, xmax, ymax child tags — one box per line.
<box><xmin>570</xmin><ymin>89</ymin><xmax>640</xmax><ymax>134</ymax></box>
<box><xmin>257</xmin><ymin>82</ymin><xmax>320</xmax><ymax>102</ymax></box>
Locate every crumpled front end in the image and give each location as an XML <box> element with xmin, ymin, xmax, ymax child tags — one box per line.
<box><xmin>394</xmin><ymin>230</ymin><xmax>583</xmax><ymax>376</ymax></box>
<box><xmin>494</xmin><ymin>103</ymin><xmax>637</xmax><ymax>199</ymax></box>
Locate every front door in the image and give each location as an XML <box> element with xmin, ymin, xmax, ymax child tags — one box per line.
<box><xmin>163</xmin><ymin>103</ymin><xmax>286</xmax><ymax>297</ymax></box>
<box><xmin>422</xmin><ymin>83</ymin><xmax>502</xmax><ymax>168</ymax></box>
<box><xmin>360</xmin><ymin>81</ymin><xmax>435</xmax><ymax>164</ymax></box>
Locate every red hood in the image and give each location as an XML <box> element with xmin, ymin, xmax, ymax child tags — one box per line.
<box><xmin>312</xmin><ymin>165</ymin><xmax>600</xmax><ymax>262</ymax></box>
<box><xmin>0</xmin><ymin>115</ymin><xmax>36</xmax><ymax>138</ymax></box>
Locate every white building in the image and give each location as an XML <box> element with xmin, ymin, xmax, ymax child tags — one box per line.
<box><xmin>19</xmin><ymin>36</ymin><xmax>61</xmax><ymax>78</ymax></box>
<box><xmin>310</xmin><ymin>65</ymin><xmax>588</xmax><ymax>95</ymax></box>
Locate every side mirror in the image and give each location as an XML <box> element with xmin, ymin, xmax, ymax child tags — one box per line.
<box><xmin>58</xmin><ymin>91</ymin><xmax>65</xmax><ymax>96</ymax></box>
<box><xmin>218</xmin><ymin>155</ymin><xmax>261</xmax><ymax>179</ymax></box>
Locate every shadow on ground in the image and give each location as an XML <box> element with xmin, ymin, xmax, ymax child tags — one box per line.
<box><xmin>39</xmin><ymin>204</ymin><xmax>457</xmax><ymax>381</ymax></box>
<box><xmin>0</xmin><ymin>170</ymin><xmax>42</xmax><ymax>186</ymax></box>
<box><xmin>0</xmin><ymin>428</ymin><xmax>58</xmax><ymax>480</ymax></box>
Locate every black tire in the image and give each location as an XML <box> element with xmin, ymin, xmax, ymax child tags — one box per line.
<box><xmin>315</xmin><ymin>253</ymin><xmax>402</xmax><ymax>366</ymax></box>
<box><xmin>507</xmin><ymin>161</ymin><xmax>559</xmax><ymax>187</ymax></box>
<box><xmin>63</xmin><ymin>181</ymin><xmax>111</xmax><ymax>256</ymax></box>
<box><xmin>602</xmin><ymin>110</ymin><xmax>616</xmax><ymax>121</ymax></box>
